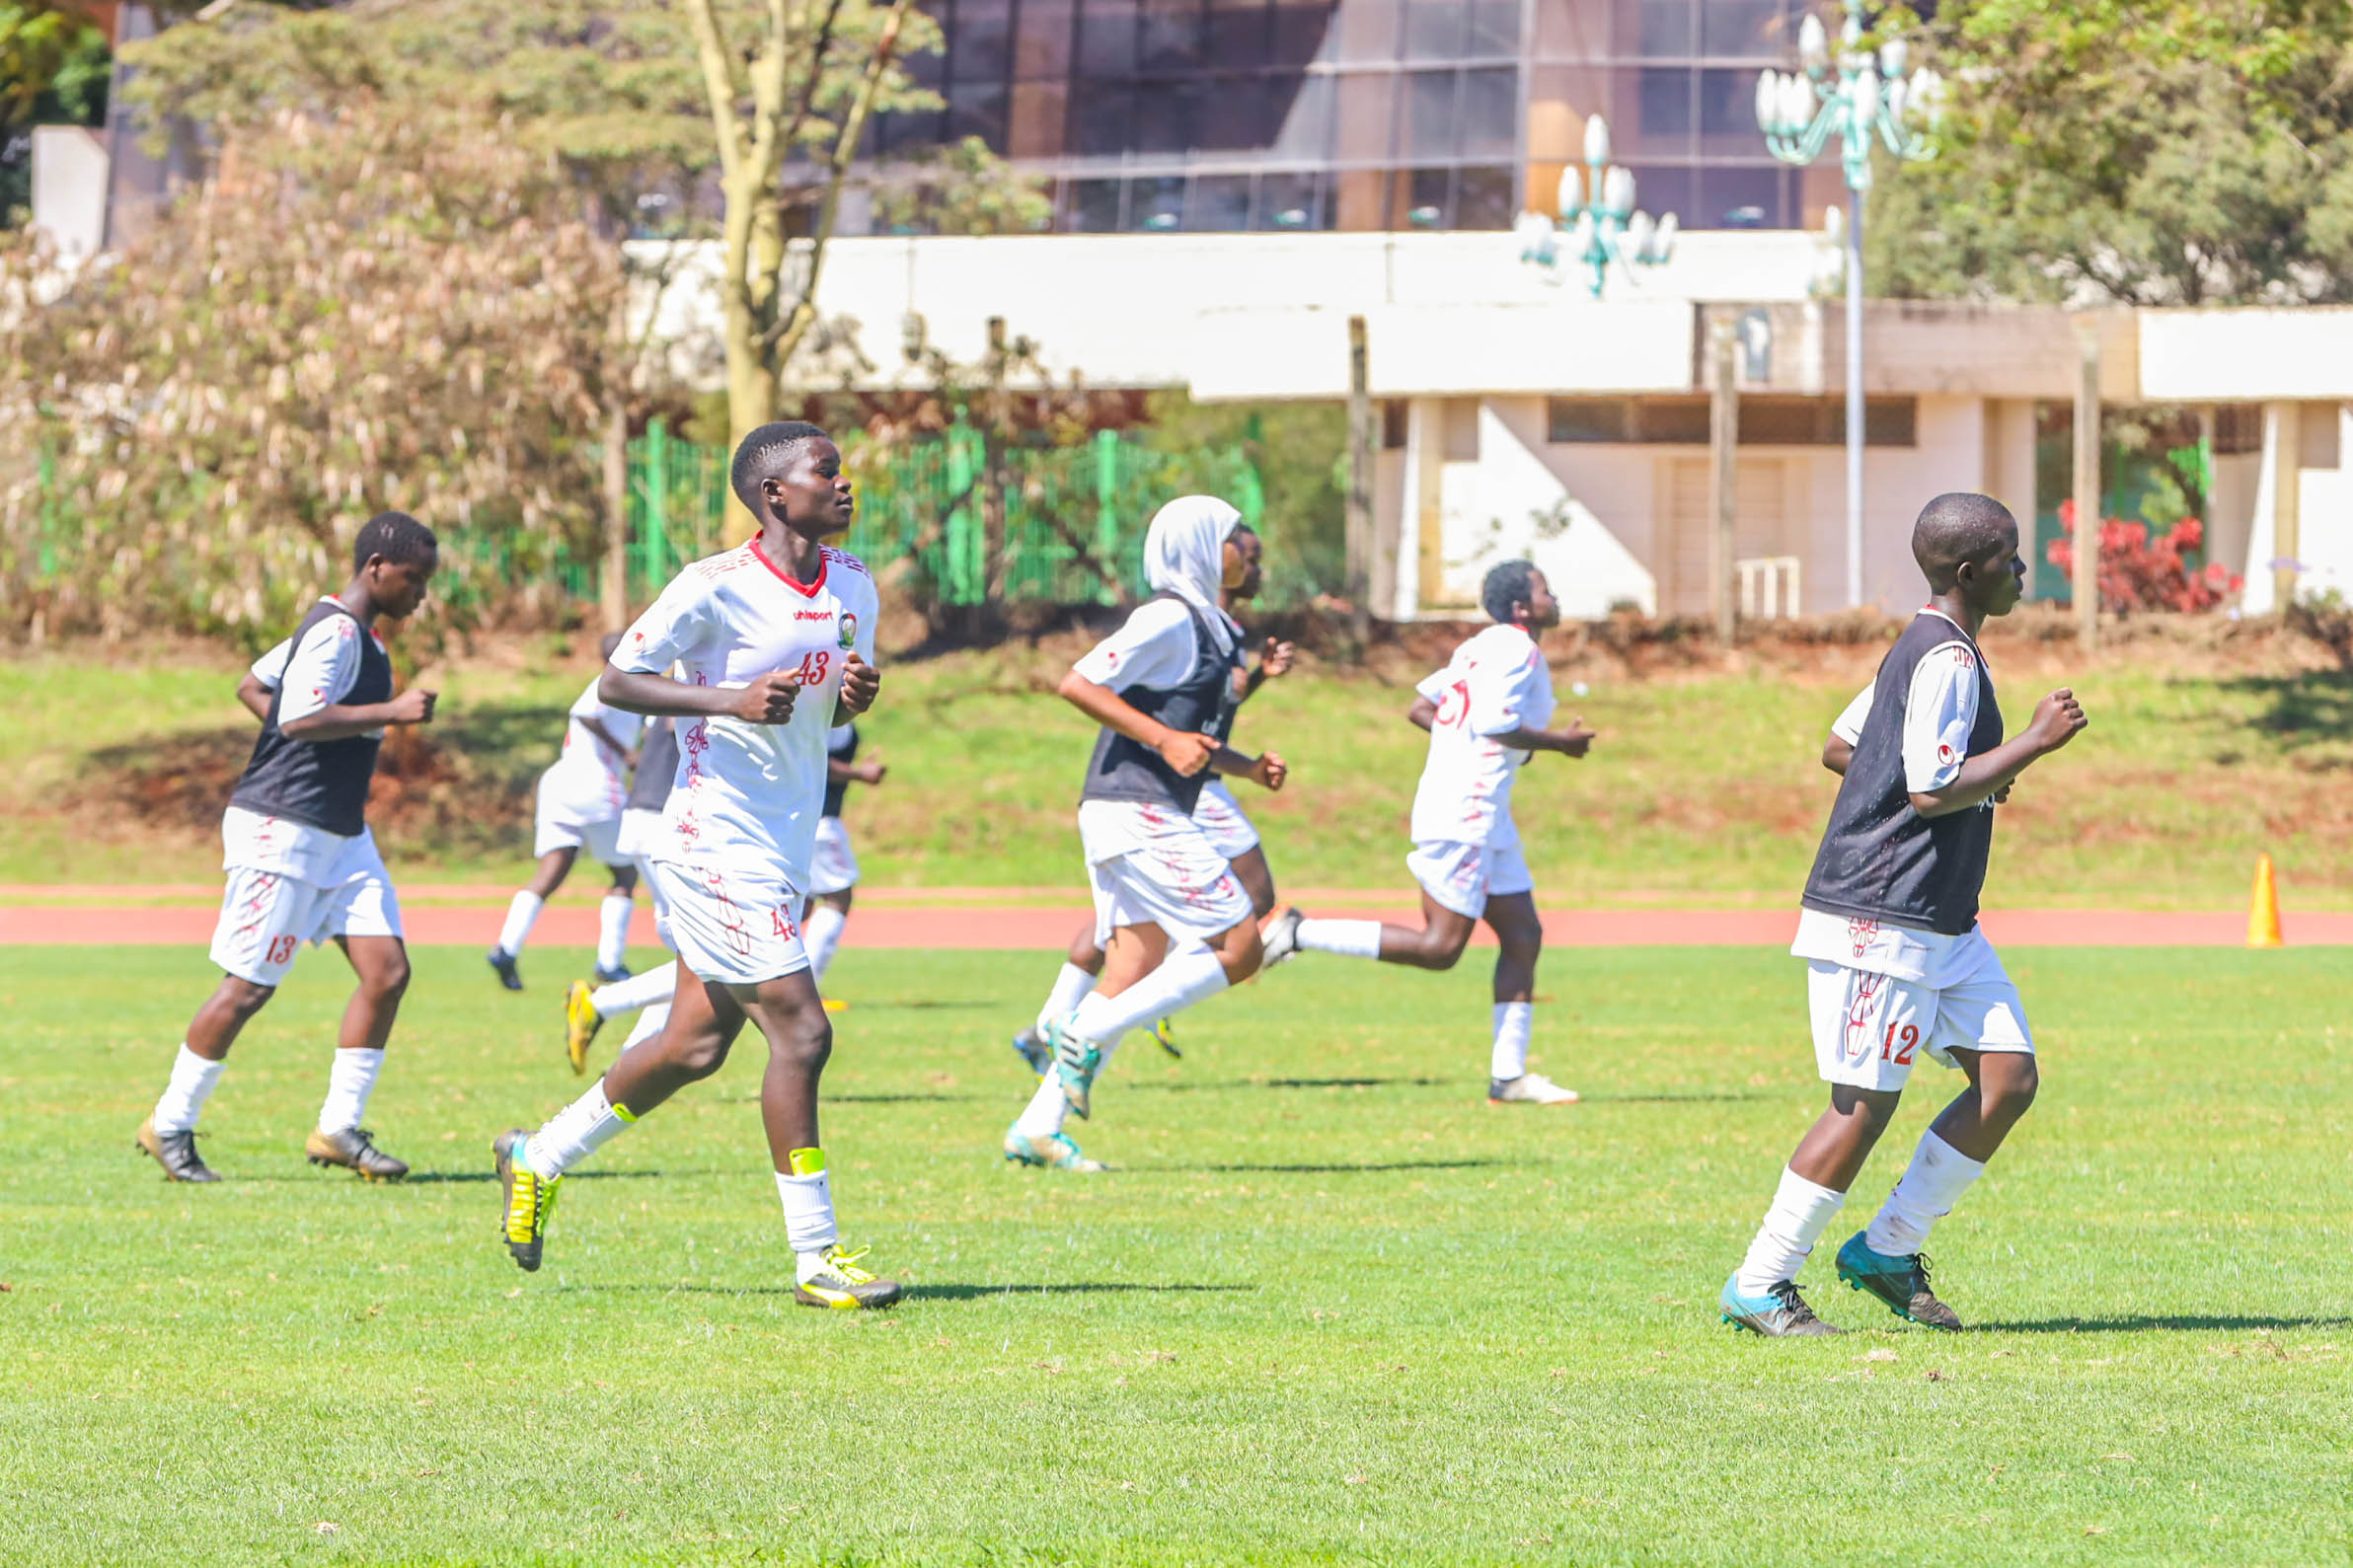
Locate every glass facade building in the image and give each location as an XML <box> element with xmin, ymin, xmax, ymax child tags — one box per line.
<box><xmin>867</xmin><ymin>0</ymin><xmax>1847</xmax><ymax>234</ymax></box>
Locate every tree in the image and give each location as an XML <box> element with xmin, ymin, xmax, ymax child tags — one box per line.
<box><xmin>1869</xmin><ymin>0</ymin><xmax>2353</xmax><ymax>306</ymax></box>
<box><xmin>0</xmin><ymin>104</ymin><xmax>628</xmax><ymax>647</ymax></box>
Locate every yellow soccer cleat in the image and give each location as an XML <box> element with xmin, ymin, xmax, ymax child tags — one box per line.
<box><xmin>564</xmin><ymin>981</ymin><xmax>603</xmax><ymax>1076</ymax></box>
<box><xmin>493</xmin><ymin>1128</ymin><xmax>563</xmax><ymax>1273</ymax></box>
<box><xmin>794</xmin><ymin>1244</ymin><xmax>902</xmax><ymax>1309</ymax></box>
<box><xmin>822</xmin><ymin>998</ymin><xmax>849</xmax><ymax>1013</ymax></box>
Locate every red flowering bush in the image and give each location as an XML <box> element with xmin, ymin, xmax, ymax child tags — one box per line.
<box><xmin>2046</xmin><ymin>501</ymin><xmax>2241</xmax><ymax>613</ymax></box>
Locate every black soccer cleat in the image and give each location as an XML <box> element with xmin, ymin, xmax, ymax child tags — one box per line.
<box><xmin>592</xmin><ymin>963</ymin><xmax>632</xmax><ymax>986</ymax></box>
<box><xmin>305</xmin><ymin>1126</ymin><xmax>410</xmax><ymax>1181</ymax></box>
<box><xmin>1720</xmin><ymin>1275</ymin><xmax>1843</xmax><ymax>1336</ymax></box>
<box><xmin>137</xmin><ymin>1117</ymin><xmax>220</xmax><ymax>1183</ymax></box>
<box><xmin>487</xmin><ymin>946</ymin><xmax>524</xmax><ymax>991</ymax></box>
<box><xmin>1835</xmin><ymin>1233</ymin><xmax>1964</xmax><ymax>1331</ymax></box>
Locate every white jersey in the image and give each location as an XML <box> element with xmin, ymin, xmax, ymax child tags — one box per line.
<box><xmin>1408</xmin><ymin>624</ymin><xmax>1555</xmax><ymax>846</ymax></box>
<box><xmin>233</xmin><ymin>599</ymin><xmax>380</xmax><ymax>879</ymax></box>
<box><xmin>538</xmin><ymin>675</ymin><xmax>642</xmax><ymax>820</ymax></box>
<box><xmin>614</xmin><ymin>539</ymin><xmax>878</xmax><ymax>887</ymax></box>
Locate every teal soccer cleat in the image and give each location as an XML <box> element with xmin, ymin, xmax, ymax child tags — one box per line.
<box><xmin>1049</xmin><ymin>1018</ymin><xmax>1105</xmax><ymax>1120</ymax></box>
<box><xmin>1002</xmin><ymin>1126</ymin><xmax>1108</xmax><ymax>1172</ymax></box>
<box><xmin>1835</xmin><ymin>1232</ymin><xmax>1963</xmax><ymax>1330</ymax></box>
<box><xmin>1720</xmin><ymin>1274</ymin><xmax>1842</xmax><ymax>1336</ymax></box>
<box><xmin>1010</xmin><ymin>1026</ymin><xmax>1052</xmax><ymax>1079</ymax></box>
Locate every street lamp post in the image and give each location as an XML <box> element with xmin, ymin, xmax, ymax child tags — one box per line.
<box><xmin>1756</xmin><ymin>1</ymin><xmax>1941</xmax><ymax>607</ymax></box>
<box><xmin>1514</xmin><ymin>114</ymin><xmax>1676</xmax><ymax>298</ymax></box>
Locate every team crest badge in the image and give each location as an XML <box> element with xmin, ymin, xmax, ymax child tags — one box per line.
<box><xmin>837</xmin><ymin>612</ymin><xmax>858</xmax><ymax>651</ymax></box>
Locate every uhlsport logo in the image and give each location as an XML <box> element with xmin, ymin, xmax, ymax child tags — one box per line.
<box><xmin>837</xmin><ymin>612</ymin><xmax>858</xmax><ymax>651</ymax></box>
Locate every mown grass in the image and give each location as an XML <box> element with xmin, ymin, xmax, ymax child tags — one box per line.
<box><xmin>3</xmin><ymin>635</ymin><xmax>2349</xmax><ymax>906</ymax></box>
<box><xmin>2</xmin><ymin>943</ymin><xmax>2347</xmax><ymax>1565</ymax></box>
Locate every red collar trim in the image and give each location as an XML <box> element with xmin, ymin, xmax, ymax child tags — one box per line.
<box><xmin>749</xmin><ymin>537</ymin><xmax>827</xmax><ymax>597</ymax></box>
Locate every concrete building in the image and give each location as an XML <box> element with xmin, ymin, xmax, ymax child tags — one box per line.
<box><xmin>642</xmin><ymin>227</ymin><xmax>2353</xmax><ymax>619</ymax></box>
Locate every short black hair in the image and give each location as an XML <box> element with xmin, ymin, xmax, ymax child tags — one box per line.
<box><xmin>353</xmin><ymin>511</ymin><xmax>437</xmax><ymax>572</ymax></box>
<box><xmin>1911</xmin><ymin>492</ymin><xmax>2017</xmax><ymax>591</ymax></box>
<box><xmin>1482</xmin><ymin>559</ymin><xmax>1540</xmax><ymax>624</ymax></box>
<box><xmin>730</xmin><ymin>420</ymin><xmax>833</xmax><ymax>512</ymax></box>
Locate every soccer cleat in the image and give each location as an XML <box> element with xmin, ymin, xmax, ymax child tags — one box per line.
<box><xmin>136</xmin><ymin>1116</ymin><xmax>220</xmax><ymax>1183</ymax></box>
<box><xmin>1720</xmin><ymin>1274</ymin><xmax>1843</xmax><ymax>1337</ymax></box>
<box><xmin>1259</xmin><ymin>906</ymin><xmax>1305</xmax><ymax>968</ymax></box>
<box><xmin>564</xmin><ymin>981</ymin><xmax>603</xmax><ymax>1076</ymax></box>
<box><xmin>593</xmin><ymin>963</ymin><xmax>632</xmax><ymax>986</ymax></box>
<box><xmin>1488</xmin><ymin>1072</ymin><xmax>1579</xmax><ymax>1105</ymax></box>
<box><xmin>1835</xmin><ymin>1232</ymin><xmax>1963</xmax><ymax>1330</ymax></box>
<box><xmin>1010</xmin><ymin>1027</ymin><xmax>1052</xmax><ymax>1079</ymax></box>
<box><xmin>1146</xmin><ymin>1017</ymin><xmax>1180</xmax><ymax>1059</ymax></box>
<box><xmin>1003</xmin><ymin>1125</ymin><xmax>1108</xmax><ymax>1173</ymax></box>
<box><xmin>1049</xmin><ymin>1018</ymin><xmax>1105</xmax><ymax>1120</ymax></box>
<box><xmin>487</xmin><ymin>946</ymin><xmax>523</xmax><ymax>991</ymax></box>
<box><xmin>794</xmin><ymin>1244</ymin><xmax>902</xmax><ymax>1310</ymax></box>
<box><xmin>305</xmin><ymin>1126</ymin><xmax>410</xmax><ymax>1181</ymax></box>
<box><xmin>493</xmin><ymin>1128</ymin><xmax>562</xmax><ymax>1273</ymax></box>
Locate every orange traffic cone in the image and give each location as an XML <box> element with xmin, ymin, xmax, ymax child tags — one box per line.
<box><xmin>2246</xmin><ymin>854</ymin><xmax>2285</xmax><ymax>949</ymax></box>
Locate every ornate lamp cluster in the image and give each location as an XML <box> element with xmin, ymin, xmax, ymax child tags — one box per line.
<box><xmin>1513</xmin><ymin>115</ymin><xmax>1676</xmax><ymax>299</ymax></box>
<box><xmin>1756</xmin><ymin>5</ymin><xmax>1944</xmax><ymax>190</ymax></box>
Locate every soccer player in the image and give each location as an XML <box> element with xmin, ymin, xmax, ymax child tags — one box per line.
<box><xmin>1010</xmin><ymin>527</ymin><xmax>1294</xmax><ymax>1075</ymax></box>
<box><xmin>1259</xmin><ymin>560</ymin><xmax>1593</xmax><ymax>1106</ymax></box>
<box><xmin>1718</xmin><ymin>492</ymin><xmax>2087</xmax><ymax>1337</ymax></box>
<box><xmin>494</xmin><ymin>421</ymin><xmax>900</xmax><ymax>1309</ymax></box>
<box><xmin>138</xmin><ymin>512</ymin><xmax>439</xmax><ymax>1184</ymax></box>
<box><xmin>801</xmin><ymin>721</ymin><xmax>885</xmax><ymax>994</ymax></box>
<box><xmin>487</xmin><ymin>636</ymin><xmax>644</xmax><ymax>991</ymax></box>
<box><xmin>563</xmin><ymin>715</ymin><xmax>683</xmax><ymax>1074</ymax></box>
<box><xmin>1002</xmin><ymin>496</ymin><xmax>1287</xmax><ymax>1173</ymax></box>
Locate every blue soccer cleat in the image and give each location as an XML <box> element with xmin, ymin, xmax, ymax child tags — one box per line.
<box><xmin>1720</xmin><ymin>1273</ymin><xmax>1842</xmax><ymax>1336</ymax></box>
<box><xmin>1835</xmin><ymin>1232</ymin><xmax>1962</xmax><ymax>1330</ymax></box>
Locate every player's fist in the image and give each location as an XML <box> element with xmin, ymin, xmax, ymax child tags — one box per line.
<box><xmin>389</xmin><ymin>688</ymin><xmax>437</xmax><ymax>725</ymax></box>
<box><xmin>1556</xmin><ymin>716</ymin><xmax>1595</xmax><ymax>758</ymax></box>
<box><xmin>2026</xmin><ymin>688</ymin><xmax>2087</xmax><ymax>753</ymax></box>
<box><xmin>1259</xmin><ymin>636</ymin><xmax>1296</xmax><ymax>678</ymax></box>
<box><xmin>838</xmin><ymin>652</ymin><xmax>880</xmax><ymax>714</ymax></box>
<box><xmin>734</xmin><ymin>671</ymin><xmax>799</xmax><ymax>726</ymax></box>
<box><xmin>857</xmin><ymin>762</ymin><xmax>888</xmax><ymax>785</ymax></box>
<box><xmin>1249</xmin><ymin>750</ymin><xmax>1288</xmax><ymax>792</ymax></box>
<box><xmin>1157</xmin><ymin>729</ymin><xmax>1216</xmax><ymax>778</ymax></box>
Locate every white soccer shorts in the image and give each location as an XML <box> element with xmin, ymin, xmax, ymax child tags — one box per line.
<box><xmin>210</xmin><ymin>835</ymin><xmax>404</xmax><ymax>988</ymax></box>
<box><xmin>1080</xmin><ymin>803</ymin><xmax>1253</xmax><ymax>945</ymax></box>
<box><xmin>643</xmin><ymin>858</ymin><xmax>809</xmax><ymax>987</ymax></box>
<box><xmin>1191</xmin><ymin>780</ymin><xmax>1261</xmax><ymax>860</ymax></box>
<box><xmin>808</xmin><ymin>816</ymin><xmax>861</xmax><ymax>896</ymax></box>
<box><xmin>1807</xmin><ymin>942</ymin><xmax>2033</xmax><ymax>1093</ymax></box>
<box><xmin>1405</xmin><ymin>836</ymin><xmax>1534</xmax><ymax>921</ymax></box>
<box><xmin>614</xmin><ymin>806</ymin><xmax>666</xmax><ymax>860</ymax></box>
<box><xmin>534</xmin><ymin>784</ymin><xmax>629</xmax><ymax>865</ymax></box>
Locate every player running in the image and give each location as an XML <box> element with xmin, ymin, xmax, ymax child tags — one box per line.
<box><xmin>563</xmin><ymin>715</ymin><xmax>683</xmax><ymax>1074</ymax></box>
<box><xmin>1002</xmin><ymin>496</ymin><xmax>1287</xmax><ymax>1173</ymax></box>
<box><xmin>801</xmin><ymin>721</ymin><xmax>884</xmax><ymax>999</ymax></box>
<box><xmin>487</xmin><ymin>637</ymin><xmax>643</xmax><ymax>992</ymax></box>
<box><xmin>1719</xmin><ymin>492</ymin><xmax>2087</xmax><ymax>1337</ymax></box>
<box><xmin>138</xmin><ymin>512</ymin><xmax>439</xmax><ymax>1184</ymax></box>
<box><xmin>1259</xmin><ymin>560</ymin><xmax>1593</xmax><ymax>1106</ymax></box>
<box><xmin>494</xmin><ymin>421</ymin><xmax>901</xmax><ymax>1309</ymax></box>
<box><xmin>1010</xmin><ymin>527</ymin><xmax>1294</xmax><ymax>1075</ymax></box>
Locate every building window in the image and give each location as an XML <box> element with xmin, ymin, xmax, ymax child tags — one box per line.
<box><xmin>2213</xmin><ymin>405</ymin><xmax>2263</xmax><ymax>455</ymax></box>
<box><xmin>1383</xmin><ymin>400</ymin><xmax>1409</xmax><ymax>449</ymax></box>
<box><xmin>1546</xmin><ymin>396</ymin><xmax>1918</xmax><ymax>446</ymax></box>
<box><xmin>1548</xmin><ymin>399</ymin><xmax>1632</xmax><ymax>443</ymax></box>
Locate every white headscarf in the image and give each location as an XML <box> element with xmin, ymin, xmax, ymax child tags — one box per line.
<box><xmin>1142</xmin><ymin>494</ymin><xmax>1242</xmax><ymax>654</ymax></box>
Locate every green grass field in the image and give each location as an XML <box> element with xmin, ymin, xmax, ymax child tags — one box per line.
<box><xmin>5</xmin><ymin>943</ymin><xmax>2347</xmax><ymax>1565</ymax></box>
<box><xmin>3</xmin><ymin>635</ymin><xmax>2349</xmax><ymax>906</ymax></box>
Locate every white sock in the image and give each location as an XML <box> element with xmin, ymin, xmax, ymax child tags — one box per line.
<box><xmin>497</xmin><ymin>890</ymin><xmax>544</xmax><ymax>956</ymax></box>
<box><xmin>591</xmin><ymin>962</ymin><xmax>676</xmax><ymax>1018</ymax></box>
<box><xmin>1490</xmin><ymin>1001</ymin><xmax>1533</xmax><ymax>1082</ymax></box>
<box><xmin>1296</xmin><ymin>918</ymin><xmax>1383</xmax><ymax>959</ymax></box>
<box><xmin>152</xmin><ymin>1044</ymin><xmax>226</xmax><ymax>1135</ymax></box>
<box><xmin>1864</xmin><ymin>1131</ymin><xmax>1988</xmax><ymax>1257</ymax></box>
<box><xmin>1734</xmin><ymin>1166</ymin><xmax>1848</xmax><ymax>1295</ymax></box>
<box><xmin>525</xmin><ymin>1079</ymin><xmax>635</xmax><ymax>1179</ymax></box>
<box><xmin>596</xmin><ymin>892</ymin><xmax>634</xmax><ymax>972</ymax></box>
<box><xmin>619</xmin><ymin>1001</ymin><xmax>670</xmax><ymax>1053</ymax></box>
<box><xmin>317</xmin><ymin>1047</ymin><xmax>385</xmax><ymax>1134</ymax></box>
<box><xmin>1012</xmin><ymin>1061</ymin><xmax>1101</xmax><ymax>1140</ymax></box>
<box><xmin>1034</xmin><ymin>961</ymin><xmax>1100</xmax><ymax>1036</ymax></box>
<box><xmin>776</xmin><ymin>1156</ymin><xmax>841</xmax><ymax>1271</ymax></box>
<box><xmin>1068</xmin><ymin>941</ymin><xmax>1230</xmax><ymax>1046</ymax></box>
<box><xmin>803</xmin><ymin>904</ymin><xmax>848</xmax><ymax>983</ymax></box>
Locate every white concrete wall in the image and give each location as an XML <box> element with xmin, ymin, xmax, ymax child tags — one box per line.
<box><xmin>2295</xmin><ymin>405</ymin><xmax>2353</xmax><ymax>603</ymax></box>
<box><xmin>32</xmin><ymin>126</ymin><xmax>109</xmax><ymax>261</ymax></box>
<box><xmin>2142</xmin><ymin>310</ymin><xmax>2353</xmax><ymax>401</ymax></box>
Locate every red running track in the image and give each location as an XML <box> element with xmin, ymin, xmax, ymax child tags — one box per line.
<box><xmin>1</xmin><ymin>896</ymin><xmax>2345</xmax><ymax>948</ymax></box>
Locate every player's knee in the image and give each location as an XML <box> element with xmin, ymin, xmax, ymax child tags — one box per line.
<box><xmin>364</xmin><ymin>952</ymin><xmax>412</xmax><ymax>1003</ymax></box>
<box><xmin>1984</xmin><ymin>1057</ymin><xmax>2038</xmax><ymax>1122</ymax></box>
<box><xmin>219</xmin><ymin>976</ymin><xmax>275</xmax><ymax>1017</ymax></box>
<box><xmin>772</xmin><ymin>1015</ymin><xmax>833</xmax><ymax>1077</ymax></box>
<box><xmin>1416</xmin><ymin>931</ymin><xmax>1472</xmax><ymax>971</ymax></box>
<box><xmin>1220</xmin><ymin>925</ymin><xmax>1264</xmax><ymax>980</ymax></box>
<box><xmin>670</xmin><ymin>1027</ymin><xmax>732</xmax><ymax>1080</ymax></box>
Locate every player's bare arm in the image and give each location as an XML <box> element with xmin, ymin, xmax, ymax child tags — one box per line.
<box><xmin>599</xmin><ymin>666</ymin><xmax>799</xmax><ymax>725</ymax></box>
<box><xmin>1208</xmin><ymin>745</ymin><xmax>1286</xmax><ymax>791</ymax></box>
<box><xmin>1243</xmin><ymin>635</ymin><xmax>1296</xmax><ymax>699</ymax></box>
<box><xmin>833</xmin><ymin>652</ymin><xmax>879</xmax><ymax>722</ymax></box>
<box><xmin>281</xmin><ymin>686</ymin><xmax>437</xmax><ymax>742</ymax></box>
<box><xmin>1406</xmin><ymin>695</ymin><xmax>1437</xmax><ymax>732</ymax></box>
<box><xmin>235</xmin><ymin>671</ymin><xmax>273</xmax><ymax>722</ymax></box>
<box><xmin>1057</xmin><ymin>668</ymin><xmax>1217</xmax><ymax>778</ymax></box>
<box><xmin>580</xmin><ymin>714</ymin><xmax>637</xmax><ymax>767</ymax></box>
<box><xmin>1910</xmin><ymin>688</ymin><xmax>2087</xmax><ymax>819</ymax></box>
<box><xmin>1493</xmin><ymin>716</ymin><xmax>1595</xmax><ymax>758</ymax></box>
<box><xmin>1823</xmin><ymin>734</ymin><xmax>1854</xmax><ymax>775</ymax></box>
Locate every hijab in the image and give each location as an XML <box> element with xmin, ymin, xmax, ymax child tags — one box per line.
<box><xmin>1142</xmin><ymin>494</ymin><xmax>1241</xmax><ymax>655</ymax></box>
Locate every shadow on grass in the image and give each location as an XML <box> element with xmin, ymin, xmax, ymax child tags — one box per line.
<box><xmin>1977</xmin><ymin>1313</ymin><xmax>2353</xmax><ymax>1334</ymax></box>
<box><xmin>1129</xmin><ymin>1076</ymin><xmax>1451</xmax><ymax>1094</ymax></box>
<box><xmin>1593</xmin><ymin>1090</ymin><xmax>1774</xmax><ymax>1104</ymax></box>
<box><xmin>399</xmin><ymin>1168</ymin><xmax>666</xmax><ymax>1185</ymax></box>
<box><xmin>555</xmin><ymin>1281</ymin><xmax>1256</xmax><ymax>1301</ymax></box>
<box><xmin>1166</xmin><ymin>1157</ymin><xmax>1516</xmax><ymax>1174</ymax></box>
<box><xmin>718</xmin><ymin>1091</ymin><xmax>981</xmax><ymax>1105</ymax></box>
<box><xmin>2215</xmin><ymin>670</ymin><xmax>2353</xmax><ymax>763</ymax></box>
<box><xmin>835</xmin><ymin>999</ymin><xmax>999</xmax><ymax>1012</ymax></box>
